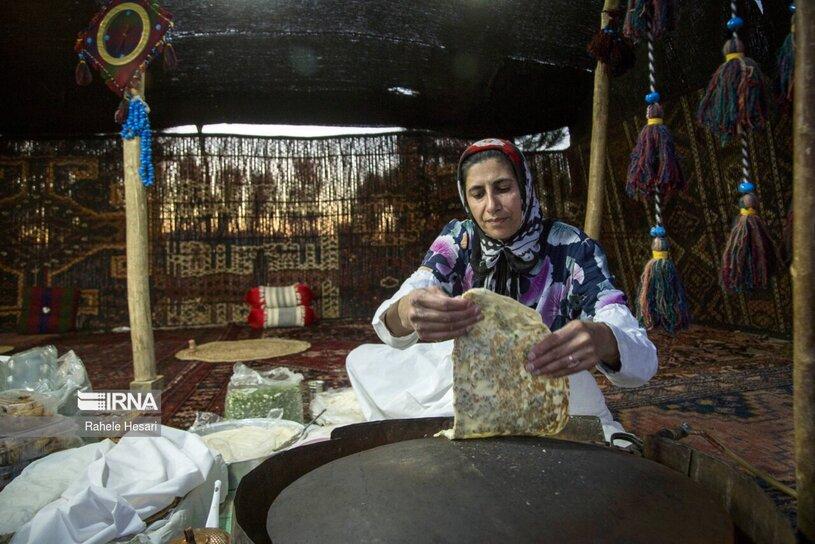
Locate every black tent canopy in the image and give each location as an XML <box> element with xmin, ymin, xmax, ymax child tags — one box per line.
<box><xmin>0</xmin><ymin>1</ymin><xmax>790</xmax><ymax>137</ymax></box>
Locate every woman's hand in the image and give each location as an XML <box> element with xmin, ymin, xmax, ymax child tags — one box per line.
<box><xmin>392</xmin><ymin>287</ymin><xmax>482</xmax><ymax>341</ymax></box>
<box><xmin>526</xmin><ymin>320</ymin><xmax>620</xmax><ymax>378</ymax></box>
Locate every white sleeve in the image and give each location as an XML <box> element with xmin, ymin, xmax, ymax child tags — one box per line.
<box><xmin>591</xmin><ymin>303</ymin><xmax>658</xmax><ymax>388</ymax></box>
<box><xmin>371</xmin><ymin>268</ymin><xmax>440</xmax><ymax>349</ymax></box>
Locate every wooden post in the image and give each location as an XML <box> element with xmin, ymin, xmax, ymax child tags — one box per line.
<box><xmin>125</xmin><ymin>75</ymin><xmax>162</xmax><ymax>392</ymax></box>
<box><xmin>793</xmin><ymin>2</ymin><xmax>815</xmax><ymax>540</ymax></box>
<box><xmin>583</xmin><ymin>0</ymin><xmax>621</xmax><ymax>240</ymax></box>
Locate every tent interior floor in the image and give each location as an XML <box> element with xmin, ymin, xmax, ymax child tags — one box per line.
<box><xmin>0</xmin><ymin>320</ymin><xmax>796</xmax><ymax>524</ymax></box>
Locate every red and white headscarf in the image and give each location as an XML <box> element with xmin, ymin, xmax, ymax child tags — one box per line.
<box><xmin>456</xmin><ymin>138</ymin><xmax>545</xmax><ymax>298</ymax></box>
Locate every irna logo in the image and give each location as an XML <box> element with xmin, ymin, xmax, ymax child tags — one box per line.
<box><xmin>77</xmin><ymin>391</ymin><xmax>161</xmax><ymax>412</ymax></box>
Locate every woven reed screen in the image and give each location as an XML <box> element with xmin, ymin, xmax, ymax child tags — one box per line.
<box><xmin>0</xmin><ymin>112</ymin><xmax>792</xmax><ymax>336</ymax></box>
<box><xmin>0</xmin><ymin>133</ymin><xmax>574</xmax><ymax>330</ymax></box>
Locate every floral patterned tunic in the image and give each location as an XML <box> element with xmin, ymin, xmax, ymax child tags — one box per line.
<box><xmin>420</xmin><ymin>218</ymin><xmax>628</xmax><ymax>332</ymax></box>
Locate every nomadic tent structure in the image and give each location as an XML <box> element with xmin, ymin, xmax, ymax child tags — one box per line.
<box><xmin>2</xmin><ymin>1</ymin><xmax>791</xmax><ymax>137</ymax></box>
<box><xmin>0</xmin><ymin>0</ymin><xmax>813</xmax><ymax>542</ymax></box>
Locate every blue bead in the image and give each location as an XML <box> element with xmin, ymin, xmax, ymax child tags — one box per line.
<box><xmin>727</xmin><ymin>16</ymin><xmax>744</xmax><ymax>31</ymax></box>
<box><xmin>155</xmin><ymin>24</ymin><xmax>162</xmax><ymax>30</ymax></box>
<box><xmin>86</xmin><ymin>37</ymin><xmax>93</xmax><ymax>44</ymax></box>
<box><xmin>789</xmin><ymin>4</ymin><xmax>796</xmax><ymax>13</ymax></box>
<box><xmin>650</xmin><ymin>225</ymin><xmax>667</xmax><ymax>238</ymax></box>
<box><xmin>645</xmin><ymin>91</ymin><xmax>661</xmax><ymax>104</ymax></box>
<box><xmin>738</xmin><ymin>181</ymin><xmax>755</xmax><ymax>194</ymax></box>
<box><xmin>104</xmin><ymin>34</ymin><xmax>110</xmax><ymax>42</ymax></box>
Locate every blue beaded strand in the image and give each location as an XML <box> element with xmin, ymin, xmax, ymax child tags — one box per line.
<box><xmin>120</xmin><ymin>96</ymin><xmax>155</xmax><ymax>187</ymax></box>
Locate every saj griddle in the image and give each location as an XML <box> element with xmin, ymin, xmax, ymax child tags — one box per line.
<box><xmin>234</xmin><ymin>417</ymin><xmax>735</xmax><ymax>543</ymax></box>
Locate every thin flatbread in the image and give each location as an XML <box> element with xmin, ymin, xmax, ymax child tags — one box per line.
<box><xmin>444</xmin><ymin>288</ymin><xmax>569</xmax><ymax>439</ymax></box>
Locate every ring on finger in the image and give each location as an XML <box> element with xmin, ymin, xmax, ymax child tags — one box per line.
<box><xmin>567</xmin><ymin>354</ymin><xmax>579</xmax><ymax>368</ymax></box>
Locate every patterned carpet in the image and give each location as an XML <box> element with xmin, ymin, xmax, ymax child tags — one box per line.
<box><xmin>0</xmin><ymin>321</ymin><xmax>797</xmax><ymax>521</ymax></box>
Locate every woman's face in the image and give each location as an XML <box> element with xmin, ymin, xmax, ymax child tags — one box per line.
<box><xmin>464</xmin><ymin>157</ymin><xmax>524</xmax><ymax>242</ymax></box>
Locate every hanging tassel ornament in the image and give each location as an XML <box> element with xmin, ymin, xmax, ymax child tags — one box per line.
<box><xmin>627</xmin><ymin>11</ymin><xmax>689</xmax><ymax>333</ymax></box>
<box><xmin>162</xmin><ymin>24</ymin><xmax>178</xmax><ymax>71</ymax></box>
<box><xmin>696</xmin><ymin>13</ymin><xmax>769</xmax><ymax>144</ymax></box>
<box><xmin>587</xmin><ymin>9</ymin><xmax>636</xmax><ymax>77</ymax></box>
<box><xmin>720</xmin><ymin>163</ymin><xmax>780</xmax><ymax>292</ymax></box>
<box><xmin>776</xmin><ymin>3</ymin><xmax>795</xmax><ymax>109</ymax></box>
<box><xmin>120</xmin><ymin>95</ymin><xmax>156</xmax><ymax>187</ymax></box>
<box><xmin>703</xmin><ymin>2</ymin><xmax>780</xmax><ymax>292</ymax></box>
<box><xmin>626</xmin><ymin>102</ymin><xmax>686</xmax><ymax>199</ymax></box>
<box><xmin>638</xmin><ymin>225</ymin><xmax>690</xmax><ymax>333</ymax></box>
<box><xmin>623</xmin><ymin>0</ymin><xmax>676</xmax><ymax>42</ymax></box>
<box><xmin>163</xmin><ymin>43</ymin><xmax>178</xmax><ymax>71</ymax></box>
<box><xmin>75</xmin><ymin>55</ymin><xmax>92</xmax><ymax>86</ymax></box>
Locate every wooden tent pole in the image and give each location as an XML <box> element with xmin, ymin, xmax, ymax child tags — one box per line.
<box><xmin>125</xmin><ymin>75</ymin><xmax>162</xmax><ymax>392</ymax></box>
<box><xmin>793</xmin><ymin>2</ymin><xmax>815</xmax><ymax>539</ymax></box>
<box><xmin>583</xmin><ymin>0</ymin><xmax>621</xmax><ymax>240</ymax></box>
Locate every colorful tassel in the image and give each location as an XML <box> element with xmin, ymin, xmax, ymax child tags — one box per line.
<box><xmin>626</xmin><ymin>103</ymin><xmax>686</xmax><ymax>200</ymax></box>
<box><xmin>163</xmin><ymin>43</ymin><xmax>178</xmax><ymax>71</ymax></box>
<box><xmin>75</xmin><ymin>58</ymin><xmax>92</xmax><ymax>86</ymax></box>
<box><xmin>697</xmin><ymin>38</ymin><xmax>770</xmax><ymax>144</ymax></box>
<box><xmin>588</xmin><ymin>28</ymin><xmax>636</xmax><ymax>78</ymax></box>
<box><xmin>776</xmin><ymin>5</ymin><xmax>796</xmax><ymax>109</ymax></box>
<box><xmin>637</xmin><ymin>232</ymin><xmax>690</xmax><ymax>334</ymax></box>
<box><xmin>587</xmin><ymin>9</ymin><xmax>636</xmax><ymax>77</ymax></box>
<box><xmin>721</xmin><ymin>192</ymin><xmax>780</xmax><ymax>292</ymax></box>
<box><xmin>625</xmin><ymin>2</ymin><xmax>688</xmax><ymax>333</ymax></box>
<box><xmin>623</xmin><ymin>0</ymin><xmax>675</xmax><ymax>42</ymax></box>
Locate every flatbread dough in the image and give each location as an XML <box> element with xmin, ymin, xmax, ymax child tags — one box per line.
<box><xmin>442</xmin><ymin>288</ymin><xmax>569</xmax><ymax>439</ymax></box>
<box><xmin>200</xmin><ymin>425</ymin><xmax>299</xmax><ymax>463</ymax></box>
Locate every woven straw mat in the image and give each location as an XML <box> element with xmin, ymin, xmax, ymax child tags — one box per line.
<box><xmin>174</xmin><ymin>338</ymin><xmax>310</xmax><ymax>363</ymax></box>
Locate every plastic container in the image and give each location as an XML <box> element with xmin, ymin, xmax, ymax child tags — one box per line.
<box><xmin>0</xmin><ymin>415</ymin><xmax>82</xmax><ymax>490</ymax></box>
<box><xmin>191</xmin><ymin>418</ymin><xmax>304</xmax><ymax>490</ymax></box>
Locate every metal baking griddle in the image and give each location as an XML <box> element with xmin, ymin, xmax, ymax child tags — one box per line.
<box><xmin>265</xmin><ymin>435</ymin><xmax>734</xmax><ymax>543</ymax></box>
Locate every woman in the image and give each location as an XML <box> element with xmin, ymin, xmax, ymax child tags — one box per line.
<box><xmin>346</xmin><ymin>138</ymin><xmax>657</xmax><ymax>440</ymax></box>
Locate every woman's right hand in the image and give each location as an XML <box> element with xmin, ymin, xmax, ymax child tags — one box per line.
<box><xmin>397</xmin><ymin>287</ymin><xmax>482</xmax><ymax>341</ymax></box>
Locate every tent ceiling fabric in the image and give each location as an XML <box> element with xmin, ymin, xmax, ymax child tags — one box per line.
<box><xmin>1</xmin><ymin>1</ymin><xmax>790</xmax><ymax>137</ymax></box>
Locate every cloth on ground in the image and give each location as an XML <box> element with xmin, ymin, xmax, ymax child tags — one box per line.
<box><xmin>0</xmin><ymin>440</ymin><xmax>115</xmax><ymax>537</ymax></box>
<box><xmin>11</xmin><ymin>426</ymin><xmax>217</xmax><ymax>544</ymax></box>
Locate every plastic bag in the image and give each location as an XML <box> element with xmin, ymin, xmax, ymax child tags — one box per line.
<box><xmin>0</xmin><ymin>347</ymin><xmax>91</xmax><ymax>416</ymax></box>
<box><xmin>0</xmin><ymin>414</ymin><xmax>83</xmax><ymax>490</ymax></box>
<box><xmin>53</xmin><ymin>350</ymin><xmax>91</xmax><ymax>416</ymax></box>
<box><xmin>0</xmin><ymin>346</ymin><xmax>59</xmax><ymax>393</ymax></box>
<box><xmin>310</xmin><ymin>387</ymin><xmax>365</xmax><ymax>427</ymax></box>
<box><xmin>224</xmin><ymin>363</ymin><xmax>304</xmax><ymax>423</ymax></box>
<box><xmin>188</xmin><ymin>411</ymin><xmax>225</xmax><ymax>433</ymax></box>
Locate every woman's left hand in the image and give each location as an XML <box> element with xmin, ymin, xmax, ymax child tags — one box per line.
<box><xmin>526</xmin><ymin>320</ymin><xmax>620</xmax><ymax>378</ymax></box>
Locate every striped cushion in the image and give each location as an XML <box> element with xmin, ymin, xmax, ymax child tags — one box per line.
<box><xmin>18</xmin><ymin>287</ymin><xmax>81</xmax><ymax>334</ymax></box>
